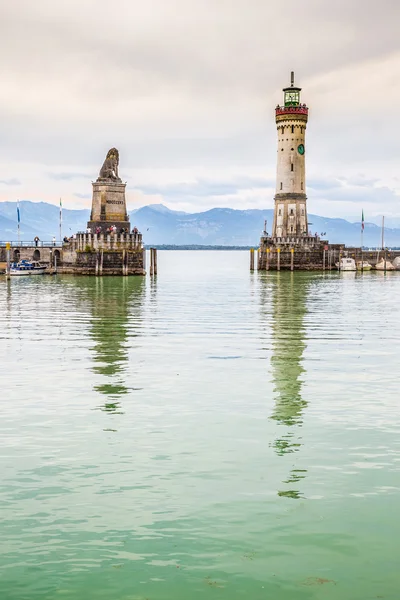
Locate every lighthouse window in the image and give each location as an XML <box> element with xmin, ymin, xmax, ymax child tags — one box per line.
<box><xmin>278</xmin><ymin>209</ymin><xmax>282</xmax><ymax>216</ymax></box>
<box><xmin>291</xmin><ymin>125</ymin><xmax>294</xmax><ymax>133</ymax></box>
<box><xmin>291</xmin><ymin>164</ymin><xmax>294</xmax><ymax>171</ymax></box>
<box><xmin>290</xmin><ymin>226</ymin><xmax>294</xmax><ymax>233</ymax></box>
<box><xmin>290</xmin><ymin>209</ymin><xmax>294</xmax><ymax>215</ymax></box>
<box><xmin>301</xmin><ymin>182</ymin><xmax>303</xmax><ymax>190</ymax></box>
<box><xmin>280</xmin><ymin>182</ymin><xmax>283</xmax><ymax>190</ymax></box>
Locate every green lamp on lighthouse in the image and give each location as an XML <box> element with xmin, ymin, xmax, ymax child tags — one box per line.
<box><xmin>283</xmin><ymin>71</ymin><xmax>301</xmax><ymax>107</ymax></box>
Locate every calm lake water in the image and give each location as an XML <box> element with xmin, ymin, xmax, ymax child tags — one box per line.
<box><xmin>1</xmin><ymin>251</ymin><xmax>400</xmax><ymax>600</ymax></box>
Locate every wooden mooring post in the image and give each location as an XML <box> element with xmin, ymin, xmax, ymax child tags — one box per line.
<box><xmin>266</xmin><ymin>248</ymin><xmax>270</xmax><ymax>271</ymax></box>
<box><xmin>6</xmin><ymin>242</ymin><xmax>10</xmax><ymax>280</ymax></box>
<box><xmin>277</xmin><ymin>248</ymin><xmax>281</xmax><ymax>272</ymax></box>
<box><xmin>149</xmin><ymin>248</ymin><xmax>157</xmax><ymax>276</ymax></box>
<box><xmin>250</xmin><ymin>248</ymin><xmax>255</xmax><ymax>271</ymax></box>
<box><xmin>290</xmin><ymin>248</ymin><xmax>294</xmax><ymax>271</ymax></box>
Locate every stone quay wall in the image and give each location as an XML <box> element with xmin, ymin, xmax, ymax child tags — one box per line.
<box><xmin>60</xmin><ymin>248</ymin><xmax>145</xmax><ymax>275</ymax></box>
<box><xmin>0</xmin><ymin>232</ymin><xmax>145</xmax><ymax>275</ymax></box>
<box><xmin>257</xmin><ymin>236</ymin><xmax>400</xmax><ymax>271</ymax></box>
<box><xmin>0</xmin><ymin>245</ymin><xmax>59</xmax><ymax>264</ymax></box>
<box><xmin>60</xmin><ymin>232</ymin><xmax>145</xmax><ymax>275</ymax></box>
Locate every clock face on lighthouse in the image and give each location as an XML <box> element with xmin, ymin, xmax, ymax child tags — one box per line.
<box><xmin>297</xmin><ymin>144</ymin><xmax>305</xmax><ymax>155</ymax></box>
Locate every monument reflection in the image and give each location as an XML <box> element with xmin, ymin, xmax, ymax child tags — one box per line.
<box><xmin>71</xmin><ymin>276</ymin><xmax>144</xmax><ymax>413</ymax></box>
<box><xmin>263</xmin><ymin>272</ymin><xmax>310</xmax><ymax>499</ymax></box>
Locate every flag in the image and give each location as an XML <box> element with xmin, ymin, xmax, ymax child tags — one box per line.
<box><xmin>361</xmin><ymin>209</ymin><xmax>365</xmax><ymax>231</ymax></box>
<box><xmin>59</xmin><ymin>198</ymin><xmax>62</xmax><ymax>222</ymax></box>
<box><xmin>17</xmin><ymin>201</ymin><xmax>20</xmax><ymax>224</ymax></box>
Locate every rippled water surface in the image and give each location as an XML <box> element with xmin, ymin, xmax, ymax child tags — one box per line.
<box><xmin>1</xmin><ymin>251</ymin><xmax>400</xmax><ymax>600</ymax></box>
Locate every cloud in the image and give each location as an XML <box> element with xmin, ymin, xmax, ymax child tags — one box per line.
<box><xmin>0</xmin><ymin>178</ymin><xmax>21</xmax><ymax>185</ymax></box>
<box><xmin>47</xmin><ymin>172</ymin><xmax>90</xmax><ymax>181</ymax></box>
<box><xmin>132</xmin><ymin>175</ymin><xmax>275</xmax><ymax>198</ymax></box>
<box><xmin>73</xmin><ymin>192</ymin><xmax>91</xmax><ymax>199</ymax></box>
<box><xmin>0</xmin><ymin>0</ymin><xmax>400</xmax><ymax>218</ymax></box>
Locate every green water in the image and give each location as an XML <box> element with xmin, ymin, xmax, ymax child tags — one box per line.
<box><xmin>1</xmin><ymin>251</ymin><xmax>399</xmax><ymax>599</ymax></box>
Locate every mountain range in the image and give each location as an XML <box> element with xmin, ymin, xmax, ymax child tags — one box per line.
<box><xmin>0</xmin><ymin>201</ymin><xmax>398</xmax><ymax>247</ymax></box>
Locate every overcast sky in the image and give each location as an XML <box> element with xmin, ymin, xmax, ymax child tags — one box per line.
<box><xmin>0</xmin><ymin>0</ymin><xmax>399</xmax><ymax>222</ymax></box>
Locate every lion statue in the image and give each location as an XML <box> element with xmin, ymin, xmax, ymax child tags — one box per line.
<box><xmin>98</xmin><ymin>148</ymin><xmax>121</xmax><ymax>181</ymax></box>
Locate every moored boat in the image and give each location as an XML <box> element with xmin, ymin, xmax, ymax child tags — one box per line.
<box><xmin>336</xmin><ymin>257</ymin><xmax>356</xmax><ymax>271</ymax></box>
<box><xmin>356</xmin><ymin>261</ymin><xmax>372</xmax><ymax>271</ymax></box>
<box><xmin>392</xmin><ymin>256</ymin><xmax>400</xmax><ymax>270</ymax></box>
<box><xmin>375</xmin><ymin>259</ymin><xmax>395</xmax><ymax>271</ymax></box>
<box><xmin>10</xmin><ymin>260</ymin><xmax>47</xmax><ymax>276</ymax></box>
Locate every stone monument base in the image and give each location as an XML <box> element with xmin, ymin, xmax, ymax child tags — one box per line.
<box><xmin>88</xmin><ymin>181</ymin><xmax>130</xmax><ymax>233</ymax></box>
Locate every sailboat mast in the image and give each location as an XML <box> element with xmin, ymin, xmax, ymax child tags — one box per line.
<box><xmin>381</xmin><ymin>216</ymin><xmax>385</xmax><ymax>250</ymax></box>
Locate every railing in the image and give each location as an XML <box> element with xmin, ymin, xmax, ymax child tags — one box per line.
<box><xmin>0</xmin><ymin>241</ymin><xmax>63</xmax><ymax>248</ymax></box>
<box><xmin>68</xmin><ymin>231</ymin><xmax>143</xmax><ymax>251</ymax></box>
<box><xmin>275</xmin><ymin>105</ymin><xmax>308</xmax><ymax>116</ymax></box>
<box><xmin>261</xmin><ymin>235</ymin><xmax>321</xmax><ymax>247</ymax></box>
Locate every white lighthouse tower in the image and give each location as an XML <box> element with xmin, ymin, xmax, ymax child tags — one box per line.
<box><xmin>272</xmin><ymin>72</ymin><xmax>309</xmax><ymax>239</ymax></box>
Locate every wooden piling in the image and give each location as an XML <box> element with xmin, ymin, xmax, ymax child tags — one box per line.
<box><xmin>100</xmin><ymin>249</ymin><xmax>103</xmax><ymax>275</ymax></box>
<box><xmin>290</xmin><ymin>248</ymin><xmax>294</xmax><ymax>271</ymax></box>
<box><xmin>6</xmin><ymin>242</ymin><xmax>10</xmax><ymax>280</ymax></box>
<box><xmin>277</xmin><ymin>248</ymin><xmax>281</xmax><ymax>271</ymax></box>
<box><xmin>250</xmin><ymin>248</ymin><xmax>254</xmax><ymax>271</ymax></box>
<box><xmin>266</xmin><ymin>248</ymin><xmax>270</xmax><ymax>271</ymax></box>
<box><xmin>150</xmin><ymin>248</ymin><xmax>154</xmax><ymax>276</ymax></box>
<box><xmin>257</xmin><ymin>248</ymin><xmax>261</xmax><ymax>270</ymax></box>
<box><xmin>154</xmin><ymin>248</ymin><xmax>157</xmax><ymax>275</ymax></box>
<box><xmin>323</xmin><ymin>247</ymin><xmax>326</xmax><ymax>271</ymax></box>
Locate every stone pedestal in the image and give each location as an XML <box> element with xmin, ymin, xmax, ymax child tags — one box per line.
<box><xmin>87</xmin><ymin>181</ymin><xmax>130</xmax><ymax>233</ymax></box>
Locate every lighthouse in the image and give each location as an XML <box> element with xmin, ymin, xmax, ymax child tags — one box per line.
<box><xmin>272</xmin><ymin>72</ymin><xmax>309</xmax><ymax>239</ymax></box>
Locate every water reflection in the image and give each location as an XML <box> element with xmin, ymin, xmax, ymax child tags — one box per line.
<box><xmin>70</xmin><ymin>276</ymin><xmax>145</xmax><ymax>413</ymax></box>
<box><xmin>262</xmin><ymin>272</ymin><xmax>310</xmax><ymax>499</ymax></box>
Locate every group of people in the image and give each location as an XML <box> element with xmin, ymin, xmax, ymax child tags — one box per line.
<box><xmin>59</xmin><ymin>226</ymin><xmax>140</xmax><ymax>244</ymax></box>
<box><xmin>34</xmin><ymin>235</ymin><xmax>58</xmax><ymax>246</ymax></box>
<box><xmin>83</xmin><ymin>226</ymin><xmax>140</xmax><ymax>236</ymax></box>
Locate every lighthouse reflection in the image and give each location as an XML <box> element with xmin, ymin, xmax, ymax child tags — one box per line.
<box><xmin>263</xmin><ymin>272</ymin><xmax>309</xmax><ymax>499</ymax></box>
<box><xmin>72</xmin><ymin>276</ymin><xmax>144</xmax><ymax>414</ymax></box>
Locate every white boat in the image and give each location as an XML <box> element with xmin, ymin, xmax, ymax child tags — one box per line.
<box><xmin>336</xmin><ymin>257</ymin><xmax>356</xmax><ymax>271</ymax></box>
<box><xmin>392</xmin><ymin>256</ymin><xmax>400</xmax><ymax>270</ymax></box>
<box><xmin>356</xmin><ymin>261</ymin><xmax>372</xmax><ymax>271</ymax></box>
<box><xmin>10</xmin><ymin>260</ymin><xmax>47</xmax><ymax>276</ymax></box>
<box><xmin>375</xmin><ymin>259</ymin><xmax>395</xmax><ymax>271</ymax></box>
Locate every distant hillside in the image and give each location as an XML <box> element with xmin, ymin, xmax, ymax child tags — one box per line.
<box><xmin>0</xmin><ymin>200</ymin><xmax>399</xmax><ymax>247</ymax></box>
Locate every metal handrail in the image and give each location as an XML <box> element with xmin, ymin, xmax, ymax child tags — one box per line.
<box><xmin>0</xmin><ymin>241</ymin><xmax>63</xmax><ymax>248</ymax></box>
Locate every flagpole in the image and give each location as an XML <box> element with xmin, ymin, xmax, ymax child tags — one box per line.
<box><xmin>17</xmin><ymin>200</ymin><xmax>20</xmax><ymax>246</ymax></box>
<box><xmin>360</xmin><ymin>209</ymin><xmax>364</xmax><ymax>271</ymax></box>
<box><xmin>59</xmin><ymin>198</ymin><xmax>62</xmax><ymax>243</ymax></box>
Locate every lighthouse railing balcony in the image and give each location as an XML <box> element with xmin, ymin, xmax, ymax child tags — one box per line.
<box><xmin>275</xmin><ymin>104</ymin><xmax>308</xmax><ymax>116</ymax></box>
